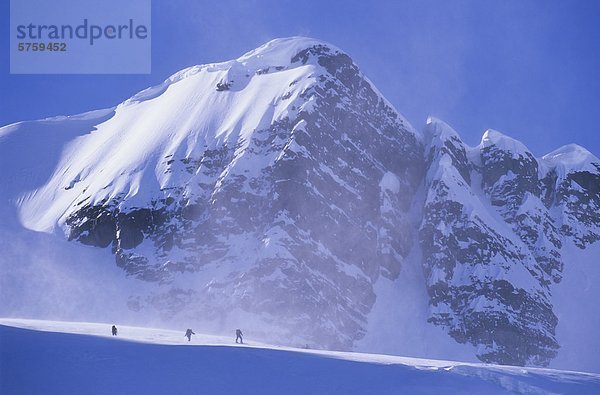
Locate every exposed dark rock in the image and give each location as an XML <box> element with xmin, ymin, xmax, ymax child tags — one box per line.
<box><xmin>63</xmin><ymin>43</ymin><xmax>424</xmax><ymax>351</ymax></box>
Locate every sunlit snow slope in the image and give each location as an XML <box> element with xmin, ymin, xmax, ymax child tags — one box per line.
<box><xmin>1</xmin><ymin>319</ymin><xmax>599</xmax><ymax>395</ymax></box>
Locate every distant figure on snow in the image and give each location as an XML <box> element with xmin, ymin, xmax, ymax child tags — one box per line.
<box><xmin>185</xmin><ymin>328</ymin><xmax>195</xmax><ymax>342</ymax></box>
<box><xmin>112</xmin><ymin>325</ymin><xmax>118</xmax><ymax>336</ymax></box>
<box><xmin>235</xmin><ymin>329</ymin><xmax>243</xmax><ymax>344</ymax></box>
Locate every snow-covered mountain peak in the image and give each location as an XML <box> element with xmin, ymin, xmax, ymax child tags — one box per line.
<box><xmin>17</xmin><ymin>42</ymin><xmax>338</xmax><ymax>232</ymax></box>
<box><xmin>480</xmin><ymin>129</ymin><xmax>531</xmax><ymax>156</ymax></box>
<box><xmin>542</xmin><ymin>143</ymin><xmax>599</xmax><ymax>170</ymax></box>
<box><xmin>13</xmin><ymin>36</ymin><xmax>424</xmax><ymax>236</ymax></box>
<box><xmin>424</xmin><ymin>116</ymin><xmax>461</xmax><ymax>143</ymax></box>
<box><xmin>121</xmin><ymin>37</ymin><xmax>346</xmax><ymax>114</ymax></box>
<box><xmin>237</xmin><ymin>36</ymin><xmax>342</xmax><ymax>67</ymax></box>
<box><xmin>4</xmin><ymin>37</ymin><xmax>429</xmax><ymax>353</ymax></box>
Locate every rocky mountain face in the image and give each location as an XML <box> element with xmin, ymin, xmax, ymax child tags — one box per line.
<box><xmin>420</xmin><ymin>120</ymin><xmax>564</xmax><ymax>365</ymax></box>
<box><xmin>27</xmin><ymin>38</ymin><xmax>424</xmax><ymax>350</ymax></box>
<box><xmin>420</xmin><ymin>119</ymin><xmax>599</xmax><ymax>365</ymax></box>
<box><xmin>3</xmin><ymin>38</ymin><xmax>599</xmax><ymax>366</ymax></box>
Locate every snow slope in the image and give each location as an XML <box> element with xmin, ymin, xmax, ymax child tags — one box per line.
<box><xmin>1</xmin><ymin>319</ymin><xmax>599</xmax><ymax>395</ymax></box>
<box><xmin>5</xmin><ymin>37</ymin><xmax>416</xmax><ymax>234</ymax></box>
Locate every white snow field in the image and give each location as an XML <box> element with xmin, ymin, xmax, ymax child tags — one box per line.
<box><xmin>1</xmin><ymin>319</ymin><xmax>599</xmax><ymax>395</ymax></box>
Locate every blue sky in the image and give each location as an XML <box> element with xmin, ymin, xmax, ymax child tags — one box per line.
<box><xmin>2</xmin><ymin>0</ymin><xmax>600</xmax><ymax>156</ymax></box>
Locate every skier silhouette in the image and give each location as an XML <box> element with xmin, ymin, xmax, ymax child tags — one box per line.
<box><xmin>185</xmin><ymin>328</ymin><xmax>195</xmax><ymax>342</ymax></box>
<box><xmin>235</xmin><ymin>329</ymin><xmax>243</xmax><ymax>344</ymax></box>
<box><xmin>112</xmin><ymin>325</ymin><xmax>118</xmax><ymax>336</ymax></box>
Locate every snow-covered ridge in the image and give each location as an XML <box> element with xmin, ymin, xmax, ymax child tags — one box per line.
<box><xmin>5</xmin><ymin>36</ymin><xmax>422</xmax><ymax>234</ymax></box>
<box><xmin>424</xmin><ymin>116</ymin><xmax>463</xmax><ymax>147</ymax></box>
<box><xmin>237</xmin><ymin>37</ymin><xmax>343</xmax><ymax>68</ymax></box>
<box><xmin>2</xmin><ymin>319</ymin><xmax>599</xmax><ymax>394</ymax></box>
<box><xmin>425</xmin><ymin>118</ymin><xmax>599</xmax><ymax>176</ymax></box>
<box><xmin>480</xmin><ymin>129</ymin><xmax>531</xmax><ymax>155</ymax></box>
<box><xmin>11</xmin><ymin>38</ymin><xmax>350</xmax><ymax>233</ymax></box>
<box><xmin>541</xmin><ymin>143</ymin><xmax>600</xmax><ymax>174</ymax></box>
<box><xmin>125</xmin><ymin>37</ymin><xmax>340</xmax><ymax>106</ymax></box>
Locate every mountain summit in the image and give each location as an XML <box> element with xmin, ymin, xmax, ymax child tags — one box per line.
<box><xmin>1</xmin><ymin>37</ymin><xmax>598</xmax><ymax>369</ymax></box>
